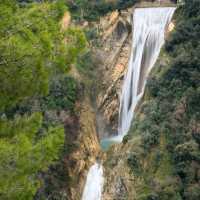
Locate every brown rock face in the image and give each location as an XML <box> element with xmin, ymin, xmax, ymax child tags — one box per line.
<box><xmin>95</xmin><ymin>3</ymin><xmax>175</xmax><ymax>138</ymax></box>
<box><xmin>63</xmin><ymin>97</ymin><xmax>100</xmax><ymax>200</ymax></box>
<box><xmin>95</xmin><ymin>9</ymin><xmax>133</xmax><ymax>138</ymax></box>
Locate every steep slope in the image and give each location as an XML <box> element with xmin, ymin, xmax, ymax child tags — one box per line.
<box><xmin>96</xmin><ymin>9</ymin><xmax>132</xmax><ymax>137</ymax></box>
<box><xmin>103</xmin><ymin>1</ymin><xmax>200</xmax><ymax>200</ymax></box>
<box><xmin>95</xmin><ymin>1</ymin><xmax>176</xmax><ymax>138</ymax></box>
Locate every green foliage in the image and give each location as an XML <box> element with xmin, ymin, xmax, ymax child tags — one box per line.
<box><xmin>137</xmin><ymin>193</ymin><xmax>159</xmax><ymax>200</ymax></box>
<box><xmin>0</xmin><ymin>113</ymin><xmax>64</xmax><ymax>200</ymax></box>
<box><xmin>84</xmin><ymin>27</ymin><xmax>100</xmax><ymax>47</ymax></box>
<box><xmin>64</xmin><ymin>27</ymin><xmax>87</xmax><ymax>68</ymax></box>
<box><xmin>174</xmin><ymin>140</ymin><xmax>200</xmax><ymax>162</ymax></box>
<box><xmin>67</xmin><ymin>0</ymin><xmax>140</xmax><ymax>21</ymax></box>
<box><xmin>84</xmin><ymin>27</ymin><xmax>98</xmax><ymax>41</ymax></box>
<box><xmin>67</xmin><ymin>0</ymin><xmax>112</xmax><ymax>21</ymax></box>
<box><xmin>117</xmin><ymin>0</ymin><xmax>139</xmax><ymax>10</ymax></box>
<box><xmin>76</xmin><ymin>51</ymin><xmax>94</xmax><ymax>74</ymax></box>
<box><xmin>0</xmin><ymin>0</ymin><xmax>87</xmax><ymax>199</ymax></box>
<box><xmin>0</xmin><ymin>112</ymin><xmax>42</xmax><ymax>138</ymax></box>
<box><xmin>42</xmin><ymin>76</ymin><xmax>78</xmax><ymax>112</ymax></box>
<box><xmin>127</xmin><ymin>1</ymin><xmax>200</xmax><ymax>199</ymax></box>
<box><xmin>184</xmin><ymin>184</ymin><xmax>200</xmax><ymax>200</ymax></box>
<box><xmin>0</xmin><ymin>0</ymin><xmax>86</xmax><ymax>112</ymax></box>
<box><xmin>127</xmin><ymin>152</ymin><xmax>142</xmax><ymax>175</ymax></box>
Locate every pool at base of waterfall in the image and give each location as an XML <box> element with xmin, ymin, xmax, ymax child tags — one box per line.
<box><xmin>100</xmin><ymin>135</ymin><xmax>124</xmax><ymax>151</ymax></box>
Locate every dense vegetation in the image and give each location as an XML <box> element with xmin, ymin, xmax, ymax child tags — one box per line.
<box><xmin>125</xmin><ymin>0</ymin><xmax>200</xmax><ymax>199</ymax></box>
<box><xmin>67</xmin><ymin>0</ymin><xmax>140</xmax><ymax>21</ymax></box>
<box><xmin>0</xmin><ymin>0</ymin><xmax>87</xmax><ymax>199</ymax></box>
<box><xmin>1</xmin><ymin>0</ymin><xmax>199</xmax><ymax>199</ymax></box>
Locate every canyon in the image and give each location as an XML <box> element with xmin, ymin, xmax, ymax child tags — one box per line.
<box><xmin>37</xmin><ymin>1</ymin><xmax>200</xmax><ymax>200</ymax></box>
<box><xmin>81</xmin><ymin>2</ymin><xmax>176</xmax><ymax>200</ymax></box>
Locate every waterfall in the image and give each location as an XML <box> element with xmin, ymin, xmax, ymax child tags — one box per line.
<box><xmin>82</xmin><ymin>7</ymin><xmax>176</xmax><ymax>200</ymax></box>
<box><xmin>82</xmin><ymin>163</ymin><xmax>104</xmax><ymax>200</ymax></box>
<box><xmin>118</xmin><ymin>7</ymin><xmax>176</xmax><ymax>136</ymax></box>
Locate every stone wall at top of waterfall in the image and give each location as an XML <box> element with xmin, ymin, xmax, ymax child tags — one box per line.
<box><xmin>118</xmin><ymin>7</ymin><xmax>176</xmax><ymax>137</ymax></box>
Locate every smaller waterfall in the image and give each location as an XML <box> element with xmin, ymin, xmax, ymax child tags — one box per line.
<box><xmin>82</xmin><ymin>163</ymin><xmax>104</xmax><ymax>200</ymax></box>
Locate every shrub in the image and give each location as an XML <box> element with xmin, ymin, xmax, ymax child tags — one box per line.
<box><xmin>42</xmin><ymin>76</ymin><xmax>78</xmax><ymax>112</ymax></box>
<box><xmin>184</xmin><ymin>184</ymin><xmax>200</xmax><ymax>200</ymax></box>
<box><xmin>67</xmin><ymin>0</ymin><xmax>140</xmax><ymax>21</ymax></box>
<box><xmin>127</xmin><ymin>152</ymin><xmax>142</xmax><ymax>175</ymax></box>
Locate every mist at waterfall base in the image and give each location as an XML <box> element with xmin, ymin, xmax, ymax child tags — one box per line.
<box><xmin>82</xmin><ymin>7</ymin><xmax>176</xmax><ymax>200</ymax></box>
<box><xmin>101</xmin><ymin>7</ymin><xmax>176</xmax><ymax>150</ymax></box>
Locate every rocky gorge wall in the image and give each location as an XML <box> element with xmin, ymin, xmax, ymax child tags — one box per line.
<box><xmin>63</xmin><ymin>97</ymin><xmax>100</xmax><ymax>200</ymax></box>
<box><xmin>95</xmin><ymin>1</ymin><xmax>175</xmax><ymax>138</ymax></box>
<box><xmin>95</xmin><ymin>9</ymin><xmax>133</xmax><ymax>138</ymax></box>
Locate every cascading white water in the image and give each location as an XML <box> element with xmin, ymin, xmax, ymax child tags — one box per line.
<box><xmin>82</xmin><ymin>163</ymin><xmax>104</xmax><ymax>200</ymax></box>
<box><xmin>82</xmin><ymin>7</ymin><xmax>176</xmax><ymax>200</ymax></box>
<box><xmin>118</xmin><ymin>7</ymin><xmax>176</xmax><ymax>137</ymax></box>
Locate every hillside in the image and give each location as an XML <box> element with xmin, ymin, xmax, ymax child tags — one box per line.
<box><xmin>0</xmin><ymin>0</ymin><xmax>199</xmax><ymax>200</ymax></box>
<box><xmin>103</xmin><ymin>1</ymin><xmax>200</xmax><ymax>199</ymax></box>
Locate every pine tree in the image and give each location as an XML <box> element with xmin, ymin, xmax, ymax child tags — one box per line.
<box><xmin>0</xmin><ymin>0</ymin><xmax>87</xmax><ymax>199</ymax></box>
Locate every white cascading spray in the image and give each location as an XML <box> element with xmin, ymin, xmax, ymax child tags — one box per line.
<box><xmin>81</xmin><ymin>163</ymin><xmax>104</xmax><ymax>200</ymax></box>
<box><xmin>118</xmin><ymin>7</ymin><xmax>176</xmax><ymax>137</ymax></box>
<box><xmin>82</xmin><ymin>7</ymin><xmax>176</xmax><ymax>200</ymax></box>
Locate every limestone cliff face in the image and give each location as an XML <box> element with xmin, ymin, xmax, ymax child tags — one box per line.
<box><xmin>63</xmin><ymin>97</ymin><xmax>100</xmax><ymax>200</ymax></box>
<box><xmin>60</xmin><ymin>11</ymin><xmax>133</xmax><ymax>193</ymax></box>
<box><xmin>94</xmin><ymin>4</ymin><xmax>175</xmax><ymax>139</ymax></box>
<box><xmin>95</xmin><ymin>9</ymin><xmax>133</xmax><ymax>138</ymax></box>
<box><xmin>102</xmin><ymin>140</ymin><xmax>140</xmax><ymax>200</ymax></box>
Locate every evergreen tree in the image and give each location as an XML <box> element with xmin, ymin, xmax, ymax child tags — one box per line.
<box><xmin>0</xmin><ymin>0</ymin><xmax>87</xmax><ymax>199</ymax></box>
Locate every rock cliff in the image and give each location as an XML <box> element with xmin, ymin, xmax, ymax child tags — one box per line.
<box><xmin>63</xmin><ymin>97</ymin><xmax>100</xmax><ymax>200</ymax></box>
<box><xmin>95</xmin><ymin>9</ymin><xmax>133</xmax><ymax>138</ymax></box>
<box><xmin>95</xmin><ymin>2</ymin><xmax>174</xmax><ymax>138</ymax></box>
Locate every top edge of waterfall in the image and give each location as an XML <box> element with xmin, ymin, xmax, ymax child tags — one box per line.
<box><xmin>135</xmin><ymin>5</ymin><xmax>177</xmax><ymax>8</ymax></box>
<box><xmin>135</xmin><ymin>4</ymin><xmax>177</xmax><ymax>8</ymax></box>
<box><xmin>135</xmin><ymin>7</ymin><xmax>176</xmax><ymax>10</ymax></box>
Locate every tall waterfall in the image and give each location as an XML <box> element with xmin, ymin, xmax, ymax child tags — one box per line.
<box><xmin>82</xmin><ymin>7</ymin><xmax>176</xmax><ymax>200</ymax></box>
<box><xmin>118</xmin><ymin>7</ymin><xmax>176</xmax><ymax>136</ymax></box>
<box><xmin>82</xmin><ymin>163</ymin><xmax>104</xmax><ymax>200</ymax></box>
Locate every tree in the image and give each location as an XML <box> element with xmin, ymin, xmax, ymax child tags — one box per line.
<box><xmin>0</xmin><ymin>0</ymin><xmax>87</xmax><ymax>112</ymax></box>
<box><xmin>0</xmin><ymin>0</ymin><xmax>87</xmax><ymax>199</ymax></box>
<box><xmin>0</xmin><ymin>113</ymin><xmax>64</xmax><ymax>199</ymax></box>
